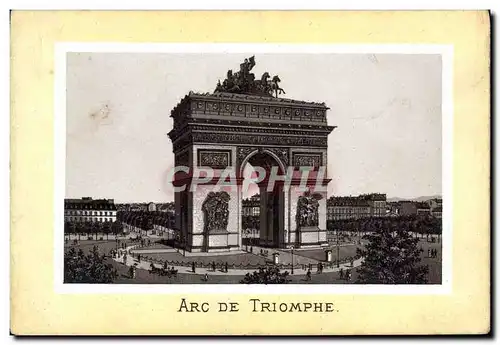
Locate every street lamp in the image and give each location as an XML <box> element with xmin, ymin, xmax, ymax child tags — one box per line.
<box><xmin>290</xmin><ymin>245</ymin><xmax>295</xmax><ymax>275</ymax></box>
<box><xmin>336</xmin><ymin>230</ymin><xmax>340</xmax><ymax>268</ymax></box>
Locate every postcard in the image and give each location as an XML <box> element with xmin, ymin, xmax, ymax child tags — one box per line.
<box><xmin>10</xmin><ymin>11</ymin><xmax>490</xmax><ymax>335</ymax></box>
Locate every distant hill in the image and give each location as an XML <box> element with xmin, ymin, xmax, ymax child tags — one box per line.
<box><xmin>387</xmin><ymin>195</ymin><xmax>442</xmax><ymax>202</ymax></box>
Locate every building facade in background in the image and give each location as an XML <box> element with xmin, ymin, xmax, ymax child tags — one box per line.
<box><xmin>326</xmin><ymin>194</ymin><xmax>442</xmax><ymax>220</ymax></box>
<box><xmin>427</xmin><ymin>198</ymin><xmax>443</xmax><ymax>218</ymax></box>
<box><xmin>416</xmin><ymin>202</ymin><xmax>431</xmax><ymax>216</ymax></box>
<box><xmin>327</xmin><ymin>196</ymin><xmax>371</xmax><ymax>220</ymax></box>
<box><xmin>242</xmin><ymin>194</ymin><xmax>261</xmax><ymax>217</ymax></box>
<box><xmin>327</xmin><ymin>193</ymin><xmax>386</xmax><ymax>220</ymax></box>
<box><xmin>389</xmin><ymin>198</ymin><xmax>442</xmax><ymax>218</ymax></box>
<box><xmin>398</xmin><ymin>201</ymin><xmax>417</xmax><ymax>216</ymax></box>
<box><xmin>64</xmin><ymin>197</ymin><xmax>117</xmax><ymax>223</ymax></box>
<box><xmin>359</xmin><ymin>193</ymin><xmax>387</xmax><ymax>217</ymax></box>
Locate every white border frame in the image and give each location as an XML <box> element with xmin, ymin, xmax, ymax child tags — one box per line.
<box><xmin>54</xmin><ymin>43</ymin><xmax>453</xmax><ymax>295</ymax></box>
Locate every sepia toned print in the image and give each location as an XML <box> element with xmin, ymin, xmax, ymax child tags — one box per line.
<box><xmin>63</xmin><ymin>51</ymin><xmax>443</xmax><ymax>286</ymax></box>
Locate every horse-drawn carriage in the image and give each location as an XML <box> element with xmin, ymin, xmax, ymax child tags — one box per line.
<box><xmin>149</xmin><ymin>263</ymin><xmax>178</xmax><ymax>278</ymax></box>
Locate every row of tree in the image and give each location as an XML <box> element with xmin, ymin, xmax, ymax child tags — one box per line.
<box><xmin>116</xmin><ymin>211</ymin><xmax>175</xmax><ymax>232</ymax></box>
<box><xmin>327</xmin><ymin>215</ymin><xmax>442</xmax><ymax>240</ymax></box>
<box><xmin>64</xmin><ymin>220</ymin><xmax>123</xmax><ymax>240</ymax></box>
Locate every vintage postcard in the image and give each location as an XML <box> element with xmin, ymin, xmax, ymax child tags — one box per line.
<box><xmin>10</xmin><ymin>11</ymin><xmax>490</xmax><ymax>335</ymax></box>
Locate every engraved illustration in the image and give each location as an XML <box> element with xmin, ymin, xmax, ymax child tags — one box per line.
<box><xmin>64</xmin><ymin>53</ymin><xmax>442</xmax><ymax>285</ymax></box>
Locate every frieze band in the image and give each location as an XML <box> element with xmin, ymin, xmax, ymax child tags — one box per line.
<box><xmin>189</xmin><ymin>102</ymin><xmax>327</xmax><ymax>122</ymax></box>
<box><xmin>170</xmin><ymin>122</ymin><xmax>335</xmax><ymax>142</ymax></box>
<box><xmin>173</xmin><ymin>133</ymin><xmax>328</xmax><ymax>152</ymax></box>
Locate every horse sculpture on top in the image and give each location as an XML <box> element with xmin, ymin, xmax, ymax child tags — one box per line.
<box><xmin>270</xmin><ymin>75</ymin><xmax>286</xmax><ymax>98</ymax></box>
<box><xmin>214</xmin><ymin>56</ymin><xmax>286</xmax><ymax>98</ymax></box>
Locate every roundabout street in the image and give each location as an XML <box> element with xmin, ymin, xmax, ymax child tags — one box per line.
<box><xmin>114</xmin><ymin>244</ymin><xmax>364</xmax><ymax>276</ymax></box>
<box><xmin>64</xmin><ymin>237</ymin><xmax>442</xmax><ymax>284</ymax></box>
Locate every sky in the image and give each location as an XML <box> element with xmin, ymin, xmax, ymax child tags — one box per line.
<box><xmin>66</xmin><ymin>52</ymin><xmax>442</xmax><ymax>203</ymax></box>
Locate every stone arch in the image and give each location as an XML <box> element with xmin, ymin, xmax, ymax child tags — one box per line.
<box><xmin>238</xmin><ymin>148</ymin><xmax>287</xmax><ymax>178</ymax></box>
<box><xmin>238</xmin><ymin>148</ymin><xmax>287</xmax><ymax>248</ymax></box>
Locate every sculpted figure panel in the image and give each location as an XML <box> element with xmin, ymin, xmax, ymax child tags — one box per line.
<box><xmin>202</xmin><ymin>191</ymin><xmax>231</xmax><ymax>233</ymax></box>
<box><xmin>296</xmin><ymin>190</ymin><xmax>323</xmax><ymax>227</ymax></box>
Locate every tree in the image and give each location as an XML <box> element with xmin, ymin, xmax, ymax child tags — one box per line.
<box><xmin>64</xmin><ymin>246</ymin><xmax>118</xmax><ymax>283</ymax></box>
<box><xmin>356</xmin><ymin>227</ymin><xmax>429</xmax><ymax>284</ymax></box>
<box><xmin>112</xmin><ymin>221</ymin><xmax>123</xmax><ymax>238</ymax></box>
<box><xmin>89</xmin><ymin>222</ymin><xmax>100</xmax><ymax>240</ymax></box>
<box><xmin>75</xmin><ymin>222</ymin><xmax>83</xmax><ymax>240</ymax></box>
<box><xmin>240</xmin><ymin>266</ymin><xmax>290</xmax><ymax>284</ymax></box>
<box><xmin>64</xmin><ymin>222</ymin><xmax>71</xmax><ymax>240</ymax></box>
<box><xmin>102</xmin><ymin>221</ymin><xmax>112</xmax><ymax>240</ymax></box>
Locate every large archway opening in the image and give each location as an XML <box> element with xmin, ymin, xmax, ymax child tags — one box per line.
<box><xmin>240</xmin><ymin>150</ymin><xmax>286</xmax><ymax>248</ymax></box>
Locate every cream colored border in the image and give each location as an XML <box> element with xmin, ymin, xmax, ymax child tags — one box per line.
<box><xmin>54</xmin><ymin>43</ymin><xmax>453</xmax><ymax>296</ymax></box>
<box><xmin>11</xmin><ymin>11</ymin><xmax>490</xmax><ymax>335</ymax></box>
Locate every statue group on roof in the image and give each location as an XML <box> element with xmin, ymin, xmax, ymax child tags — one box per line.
<box><xmin>214</xmin><ymin>56</ymin><xmax>286</xmax><ymax>98</ymax></box>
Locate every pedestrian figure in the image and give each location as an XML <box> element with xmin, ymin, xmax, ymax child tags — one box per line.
<box><xmin>345</xmin><ymin>270</ymin><xmax>351</xmax><ymax>282</ymax></box>
<box><xmin>309</xmin><ymin>263</ymin><xmax>312</xmax><ymax>271</ymax></box>
<box><xmin>339</xmin><ymin>268</ymin><xmax>344</xmax><ymax>280</ymax></box>
<box><xmin>428</xmin><ymin>249</ymin><xmax>431</xmax><ymax>257</ymax></box>
<box><xmin>225</xmin><ymin>262</ymin><xmax>228</xmax><ymax>273</ymax></box>
<box><xmin>203</xmin><ymin>273</ymin><xmax>208</xmax><ymax>282</ymax></box>
<box><xmin>138</xmin><ymin>254</ymin><xmax>141</xmax><ymax>262</ymax></box>
<box><xmin>212</xmin><ymin>261</ymin><xmax>216</xmax><ymax>272</ymax></box>
<box><xmin>250</xmin><ymin>246</ymin><xmax>253</xmax><ymax>253</ymax></box>
<box><xmin>306</xmin><ymin>269</ymin><xmax>312</xmax><ymax>281</ymax></box>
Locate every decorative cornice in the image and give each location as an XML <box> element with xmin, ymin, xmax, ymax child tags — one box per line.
<box><xmin>171</xmin><ymin>92</ymin><xmax>329</xmax><ymax>118</ymax></box>
<box><xmin>168</xmin><ymin>121</ymin><xmax>335</xmax><ymax>142</ymax></box>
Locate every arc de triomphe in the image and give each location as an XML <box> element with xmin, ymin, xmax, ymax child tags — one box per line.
<box><xmin>168</xmin><ymin>56</ymin><xmax>335</xmax><ymax>253</ymax></box>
